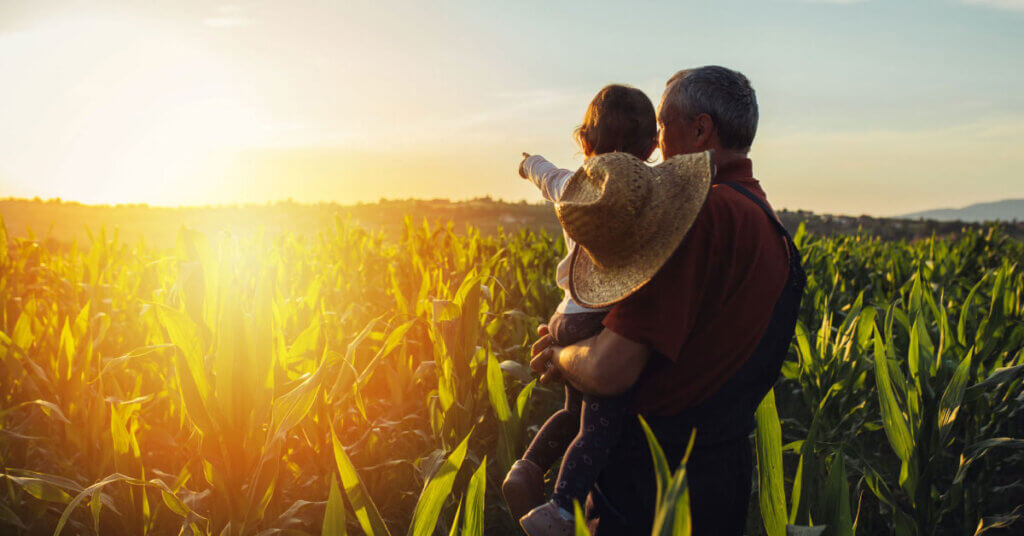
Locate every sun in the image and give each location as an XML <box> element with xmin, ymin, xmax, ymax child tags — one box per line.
<box><xmin>1</xmin><ymin>16</ymin><xmax>269</xmax><ymax>206</ymax></box>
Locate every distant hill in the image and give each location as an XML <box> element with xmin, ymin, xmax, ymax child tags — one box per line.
<box><xmin>901</xmin><ymin>199</ymin><xmax>1024</xmax><ymax>222</ymax></box>
<box><xmin>0</xmin><ymin>197</ymin><xmax>564</xmax><ymax>248</ymax></box>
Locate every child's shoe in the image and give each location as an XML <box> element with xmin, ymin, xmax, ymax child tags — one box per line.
<box><xmin>502</xmin><ymin>459</ymin><xmax>546</xmax><ymax>520</ymax></box>
<box><xmin>519</xmin><ymin>500</ymin><xmax>573</xmax><ymax>536</ymax></box>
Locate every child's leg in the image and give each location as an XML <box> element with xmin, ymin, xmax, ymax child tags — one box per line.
<box><xmin>518</xmin><ymin>310</ymin><xmax>599</xmax><ymax>470</ymax></box>
<box><xmin>522</xmin><ymin>385</ymin><xmax>583</xmax><ymax>469</ymax></box>
<box><xmin>550</xmin><ymin>393</ymin><xmax>631</xmax><ymax>511</ymax></box>
<box><xmin>549</xmin><ymin>311</ymin><xmax>606</xmax><ymax>346</ymax></box>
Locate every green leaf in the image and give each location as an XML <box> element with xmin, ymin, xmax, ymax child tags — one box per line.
<box><xmin>515</xmin><ymin>379</ymin><xmax>537</xmax><ymax>420</ymax></box>
<box><xmin>92</xmin><ymin>345</ymin><xmax>175</xmax><ymax>383</ymax></box>
<box><xmin>638</xmin><ymin>416</ymin><xmax>671</xmax><ymax>508</ymax></box>
<box><xmin>908</xmin><ymin>317</ymin><xmax>928</xmax><ymax>388</ymax></box>
<box><xmin>967</xmin><ymin>364</ymin><xmax>1023</xmax><ymax>394</ymax></box>
<box><xmin>408</xmin><ymin>431</ymin><xmax>472</xmax><ymax>536</ymax></box>
<box><xmin>937</xmin><ymin>349</ymin><xmax>972</xmax><ymax>445</ymax></box>
<box><xmin>873</xmin><ymin>329</ymin><xmax>913</xmax><ymax>462</ymax></box>
<box><xmin>973</xmin><ymin>504</ymin><xmax>1024</xmax><ymax>536</ymax></box>
<box><xmin>652</xmin><ymin>437</ymin><xmax>695</xmax><ymax>536</ymax></box>
<box><xmin>789</xmin><ymin>410</ymin><xmax>824</xmax><ymax>525</ymax></box>
<box><xmin>322</xmin><ymin>474</ymin><xmax>347</xmax><ymax>536</ymax></box>
<box><xmin>461</xmin><ymin>456</ymin><xmax>486</xmax><ymax>536</ymax></box>
<box><xmin>1</xmin><ymin>474</ymin><xmax>72</xmax><ymax>504</ymax></box>
<box><xmin>288</xmin><ymin>316</ymin><xmax>322</xmax><ymax>364</ymax></box>
<box><xmin>856</xmin><ymin>307</ymin><xmax>877</xmax><ymax>349</ymax></box>
<box><xmin>573</xmin><ymin>501</ymin><xmax>589</xmax><ymax>536</ymax></box>
<box><xmin>0</xmin><ymin>215</ymin><xmax>7</xmax><ymax>266</ymax></box>
<box><xmin>269</xmin><ymin>358</ymin><xmax>325</xmax><ymax>443</ymax></box>
<box><xmin>823</xmin><ymin>455</ymin><xmax>853</xmax><ymax>536</ymax></box>
<box><xmin>89</xmin><ymin>493</ymin><xmax>102</xmax><ymax>534</ymax></box>
<box><xmin>154</xmin><ymin>304</ymin><xmax>215</xmax><ymax>434</ymax></box>
<box><xmin>486</xmin><ymin>352</ymin><xmax>511</xmax><ymax>422</ymax></box>
<box><xmin>0</xmin><ymin>399</ymin><xmax>71</xmax><ymax>424</ymax></box>
<box><xmin>755</xmin><ymin>389</ymin><xmax>787</xmax><ymax>536</ymax></box>
<box><xmin>51</xmin><ymin>473</ymin><xmax>204</xmax><ymax>536</ymax></box>
<box><xmin>214</xmin><ymin>295</ymin><xmax>251</xmax><ymax>432</ymax></box>
<box><xmin>109</xmin><ymin>403</ymin><xmax>131</xmax><ymax>455</ymax></box>
<box><xmin>953</xmin><ymin>438</ymin><xmax>1024</xmax><ymax>487</ymax></box>
<box><xmin>356</xmin><ymin>319</ymin><xmax>416</xmax><ymax>387</ymax></box>
<box><xmin>330</xmin><ymin>423</ymin><xmax>391</xmax><ymax>536</ymax></box>
<box><xmin>329</xmin><ymin>317</ymin><xmax>381</xmax><ymax>402</ymax></box>
<box><xmin>447</xmin><ymin>499</ymin><xmax>463</xmax><ymax>536</ymax></box>
<box><xmin>59</xmin><ymin>319</ymin><xmax>75</xmax><ymax>380</ymax></box>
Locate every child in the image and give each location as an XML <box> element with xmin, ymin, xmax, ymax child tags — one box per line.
<box><xmin>503</xmin><ymin>84</ymin><xmax>658</xmax><ymax>536</ymax></box>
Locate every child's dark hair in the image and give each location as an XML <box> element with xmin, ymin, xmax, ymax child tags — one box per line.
<box><xmin>574</xmin><ymin>84</ymin><xmax>657</xmax><ymax>160</ymax></box>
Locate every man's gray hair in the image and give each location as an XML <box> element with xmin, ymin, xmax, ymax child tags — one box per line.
<box><xmin>663</xmin><ymin>66</ymin><xmax>758</xmax><ymax>151</ymax></box>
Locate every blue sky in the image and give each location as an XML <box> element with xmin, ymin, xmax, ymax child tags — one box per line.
<box><xmin>0</xmin><ymin>0</ymin><xmax>1021</xmax><ymax>215</ymax></box>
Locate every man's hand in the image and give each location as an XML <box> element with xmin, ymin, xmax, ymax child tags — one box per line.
<box><xmin>532</xmin><ymin>325</ymin><xmax>651</xmax><ymax>396</ymax></box>
<box><xmin>518</xmin><ymin>152</ymin><xmax>530</xmax><ymax>179</ymax></box>
<box><xmin>529</xmin><ymin>324</ymin><xmax>563</xmax><ymax>384</ymax></box>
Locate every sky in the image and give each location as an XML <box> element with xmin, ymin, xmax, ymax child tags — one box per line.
<box><xmin>0</xmin><ymin>0</ymin><xmax>1022</xmax><ymax>216</ymax></box>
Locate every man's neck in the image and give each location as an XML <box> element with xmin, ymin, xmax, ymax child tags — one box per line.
<box><xmin>712</xmin><ymin>149</ymin><xmax>749</xmax><ymax>170</ymax></box>
<box><xmin>711</xmin><ymin>149</ymin><xmax>753</xmax><ymax>184</ymax></box>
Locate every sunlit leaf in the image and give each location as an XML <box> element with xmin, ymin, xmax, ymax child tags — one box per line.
<box><xmin>408</xmin><ymin>431</ymin><xmax>472</xmax><ymax>536</ymax></box>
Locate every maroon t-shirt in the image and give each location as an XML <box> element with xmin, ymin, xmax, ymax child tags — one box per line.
<box><xmin>602</xmin><ymin>158</ymin><xmax>790</xmax><ymax>416</ymax></box>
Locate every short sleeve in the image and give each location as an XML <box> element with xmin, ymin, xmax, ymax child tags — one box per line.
<box><xmin>602</xmin><ymin>205</ymin><xmax>717</xmax><ymax>361</ymax></box>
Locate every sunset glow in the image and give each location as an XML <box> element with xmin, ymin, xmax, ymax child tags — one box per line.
<box><xmin>2</xmin><ymin>3</ymin><xmax>1023</xmax><ymax>536</ymax></box>
<box><xmin>1</xmin><ymin>1</ymin><xmax>1022</xmax><ymax>214</ymax></box>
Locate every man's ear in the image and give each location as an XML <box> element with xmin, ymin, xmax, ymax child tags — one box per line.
<box><xmin>694</xmin><ymin>113</ymin><xmax>716</xmax><ymax>149</ymax></box>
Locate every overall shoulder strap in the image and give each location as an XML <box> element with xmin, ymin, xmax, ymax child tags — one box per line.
<box><xmin>721</xmin><ymin>182</ymin><xmax>791</xmax><ymax>240</ymax></box>
<box><xmin>722</xmin><ymin>182</ymin><xmax>806</xmax><ymax>283</ymax></box>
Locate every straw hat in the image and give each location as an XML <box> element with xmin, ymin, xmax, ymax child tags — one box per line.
<box><xmin>556</xmin><ymin>151</ymin><xmax>713</xmax><ymax>308</ymax></box>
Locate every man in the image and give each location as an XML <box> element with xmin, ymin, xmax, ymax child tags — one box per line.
<box><xmin>530</xmin><ymin>65</ymin><xmax>806</xmax><ymax>535</ymax></box>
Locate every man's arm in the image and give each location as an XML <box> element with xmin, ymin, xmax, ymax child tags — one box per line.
<box><xmin>531</xmin><ymin>326</ymin><xmax>650</xmax><ymax>396</ymax></box>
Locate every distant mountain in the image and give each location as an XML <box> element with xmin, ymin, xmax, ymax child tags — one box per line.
<box><xmin>900</xmin><ymin>199</ymin><xmax>1024</xmax><ymax>222</ymax></box>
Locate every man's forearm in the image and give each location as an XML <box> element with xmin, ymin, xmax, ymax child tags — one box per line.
<box><xmin>554</xmin><ymin>336</ymin><xmax>602</xmax><ymax>394</ymax></box>
<box><xmin>552</xmin><ymin>328</ymin><xmax>651</xmax><ymax>396</ymax></box>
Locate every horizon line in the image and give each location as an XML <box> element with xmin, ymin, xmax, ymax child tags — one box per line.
<box><xmin>2</xmin><ymin>195</ymin><xmax>1023</xmax><ymax>221</ymax></box>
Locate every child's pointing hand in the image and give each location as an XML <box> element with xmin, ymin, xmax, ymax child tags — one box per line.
<box><xmin>518</xmin><ymin>152</ymin><xmax>530</xmax><ymax>179</ymax></box>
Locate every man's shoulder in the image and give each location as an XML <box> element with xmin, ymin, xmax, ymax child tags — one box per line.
<box><xmin>707</xmin><ymin>181</ymin><xmax>769</xmax><ymax>209</ymax></box>
<box><xmin>702</xmin><ymin>181</ymin><xmax>778</xmax><ymax>230</ymax></box>
<box><xmin>686</xmin><ymin>183</ymin><xmax>753</xmax><ymax>240</ymax></box>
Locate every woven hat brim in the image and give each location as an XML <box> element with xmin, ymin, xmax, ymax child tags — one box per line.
<box><xmin>568</xmin><ymin>151</ymin><xmax>712</xmax><ymax>308</ymax></box>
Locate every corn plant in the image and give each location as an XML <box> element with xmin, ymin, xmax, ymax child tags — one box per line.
<box><xmin>0</xmin><ymin>214</ymin><xmax>1021</xmax><ymax>536</ymax></box>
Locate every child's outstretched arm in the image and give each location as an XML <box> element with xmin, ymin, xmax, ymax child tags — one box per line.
<box><xmin>519</xmin><ymin>153</ymin><xmax>574</xmax><ymax>203</ymax></box>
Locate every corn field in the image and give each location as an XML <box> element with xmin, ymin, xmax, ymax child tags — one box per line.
<box><xmin>1</xmin><ymin>215</ymin><xmax>1022</xmax><ymax>536</ymax></box>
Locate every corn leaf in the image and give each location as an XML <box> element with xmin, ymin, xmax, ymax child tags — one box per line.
<box><xmin>461</xmin><ymin>456</ymin><xmax>486</xmax><ymax>536</ymax></box>
<box><xmin>486</xmin><ymin>351</ymin><xmax>511</xmax><ymax>422</ymax></box>
<box><xmin>873</xmin><ymin>329</ymin><xmax>913</xmax><ymax>462</ymax></box>
<box><xmin>330</xmin><ymin>423</ymin><xmax>391</xmax><ymax>536</ymax></box>
<box><xmin>408</xmin><ymin>430</ymin><xmax>472</xmax><ymax>536</ymax></box>
<box><xmin>755</xmin><ymin>389</ymin><xmax>787</xmax><ymax>536</ymax></box>
<box><xmin>937</xmin><ymin>349</ymin><xmax>972</xmax><ymax>445</ymax></box>
<box><xmin>322</xmin><ymin>474</ymin><xmax>347</xmax><ymax>536</ymax></box>
<box><xmin>823</xmin><ymin>455</ymin><xmax>853</xmax><ymax>536</ymax></box>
